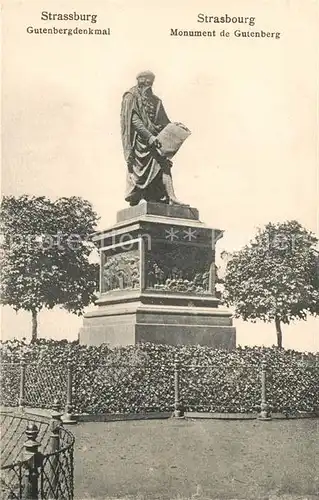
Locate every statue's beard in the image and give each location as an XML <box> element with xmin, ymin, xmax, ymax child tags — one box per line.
<box><xmin>139</xmin><ymin>84</ymin><xmax>152</xmax><ymax>94</ymax></box>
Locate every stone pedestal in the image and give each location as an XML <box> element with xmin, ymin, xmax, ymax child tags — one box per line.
<box><xmin>79</xmin><ymin>202</ymin><xmax>236</xmax><ymax>349</ymax></box>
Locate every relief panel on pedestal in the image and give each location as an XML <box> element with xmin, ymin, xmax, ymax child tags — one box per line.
<box><xmin>100</xmin><ymin>242</ymin><xmax>140</xmax><ymax>293</ymax></box>
<box><xmin>145</xmin><ymin>242</ymin><xmax>213</xmax><ymax>295</ymax></box>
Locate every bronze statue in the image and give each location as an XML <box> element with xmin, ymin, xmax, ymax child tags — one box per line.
<box><xmin>120</xmin><ymin>71</ymin><xmax>185</xmax><ymax>206</ymax></box>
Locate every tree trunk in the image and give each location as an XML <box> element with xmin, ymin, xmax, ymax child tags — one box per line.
<box><xmin>31</xmin><ymin>309</ymin><xmax>38</xmax><ymax>343</ymax></box>
<box><xmin>275</xmin><ymin>317</ymin><xmax>282</xmax><ymax>348</ymax></box>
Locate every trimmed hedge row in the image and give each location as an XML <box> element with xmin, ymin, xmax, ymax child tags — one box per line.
<box><xmin>1</xmin><ymin>339</ymin><xmax>318</xmax><ymax>415</ymax></box>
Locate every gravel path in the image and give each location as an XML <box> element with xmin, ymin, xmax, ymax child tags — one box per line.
<box><xmin>73</xmin><ymin>418</ymin><xmax>318</xmax><ymax>500</ymax></box>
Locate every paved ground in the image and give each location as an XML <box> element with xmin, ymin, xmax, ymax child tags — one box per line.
<box><xmin>73</xmin><ymin>418</ymin><xmax>318</xmax><ymax>500</ymax></box>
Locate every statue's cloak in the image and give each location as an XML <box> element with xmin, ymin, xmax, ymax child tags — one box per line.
<box><xmin>120</xmin><ymin>85</ymin><xmax>170</xmax><ymax>203</ymax></box>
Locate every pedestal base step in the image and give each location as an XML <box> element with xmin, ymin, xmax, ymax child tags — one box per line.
<box><xmin>79</xmin><ymin>303</ymin><xmax>236</xmax><ymax>349</ymax></box>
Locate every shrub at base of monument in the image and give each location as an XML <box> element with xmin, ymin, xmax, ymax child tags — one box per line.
<box><xmin>1</xmin><ymin>339</ymin><xmax>318</xmax><ymax>416</ymax></box>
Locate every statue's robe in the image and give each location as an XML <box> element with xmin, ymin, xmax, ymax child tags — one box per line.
<box><xmin>121</xmin><ymin>85</ymin><xmax>171</xmax><ymax>203</ymax></box>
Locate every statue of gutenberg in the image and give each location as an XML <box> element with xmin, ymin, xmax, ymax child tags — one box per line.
<box><xmin>120</xmin><ymin>71</ymin><xmax>184</xmax><ymax>206</ymax></box>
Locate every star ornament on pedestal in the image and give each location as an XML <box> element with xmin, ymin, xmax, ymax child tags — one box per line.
<box><xmin>165</xmin><ymin>228</ymin><xmax>180</xmax><ymax>241</ymax></box>
<box><xmin>164</xmin><ymin>227</ymin><xmax>197</xmax><ymax>242</ymax></box>
<box><xmin>183</xmin><ymin>228</ymin><xmax>197</xmax><ymax>241</ymax></box>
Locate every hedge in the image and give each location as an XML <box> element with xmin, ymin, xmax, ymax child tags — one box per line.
<box><xmin>1</xmin><ymin>339</ymin><xmax>318</xmax><ymax>415</ymax></box>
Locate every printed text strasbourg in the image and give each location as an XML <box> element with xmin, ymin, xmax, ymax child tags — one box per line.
<box><xmin>41</xmin><ymin>11</ymin><xmax>98</xmax><ymax>23</ymax></box>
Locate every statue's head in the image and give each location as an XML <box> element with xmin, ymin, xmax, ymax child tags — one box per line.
<box><xmin>136</xmin><ymin>71</ymin><xmax>155</xmax><ymax>90</ymax></box>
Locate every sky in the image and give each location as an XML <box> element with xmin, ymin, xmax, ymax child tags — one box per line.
<box><xmin>1</xmin><ymin>0</ymin><xmax>318</xmax><ymax>351</ymax></box>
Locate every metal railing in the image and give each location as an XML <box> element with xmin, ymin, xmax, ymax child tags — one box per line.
<box><xmin>173</xmin><ymin>353</ymin><xmax>319</xmax><ymax>419</ymax></box>
<box><xmin>1</xmin><ymin>357</ymin><xmax>76</xmax><ymax>424</ymax></box>
<box><xmin>1</xmin><ymin>351</ymin><xmax>318</xmax><ymax>419</ymax></box>
<box><xmin>0</xmin><ymin>408</ymin><xmax>75</xmax><ymax>499</ymax></box>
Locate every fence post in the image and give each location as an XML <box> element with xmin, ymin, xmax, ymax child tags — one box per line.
<box><xmin>22</xmin><ymin>423</ymin><xmax>43</xmax><ymax>500</ymax></box>
<box><xmin>173</xmin><ymin>355</ymin><xmax>184</xmax><ymax>418</ymax></box>
<box><xmin>50</xmin><ymin>399</ymin><xmax>63</xmax><ymax>495</ymax></box>
<box><xmin>258</xmin><ymin>360</ymin><xmax>272</xmax><ymax>421</ymax></box>
<box><xmin>62</xmin><ymin>356</ymin><xmax>77</xmax><ymax>425</ymax></box>
<box><xmin>19</xmin><ymin>355</ymin><xmax>26</xmax><ymax>409</ymax></box>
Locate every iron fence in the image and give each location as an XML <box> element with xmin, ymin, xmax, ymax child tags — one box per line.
<box><xmin>178</xmin><ymin>359</ymin><xmax>260</xmax><ymax>414</ymax></box>
<box><xmin>72</xmin><ymin>360</ymin><xmax>174</xmax><ymax>414</ymax></box>
<box><xmin>0</xmin><ymin>364</ymin><xmax>20</xmax><ymax>407</ymax></box>
<box><xmin>0</xmin><ymin>410</ymin><xmax>75</xmax><ymax>500</ymax></box>
<box><xmin>1</xmin><ymin>351</ymin><xmax>318</xmax><ymax>419</ymax></box>
<box><xmin>24</xmin><ymin>363</ymin><xmax>67</xmax><ymax>410</ymax></box>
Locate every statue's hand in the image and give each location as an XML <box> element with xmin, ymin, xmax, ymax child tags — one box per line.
<box><xmin>149</xmin><ymin>135</ymin><xmax>162</xmax><ymax>149</ymax></box>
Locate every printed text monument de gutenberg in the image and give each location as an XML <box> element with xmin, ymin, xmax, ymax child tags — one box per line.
<box><xmin>171</xmin><ymin>13</ymin><xmax>281</xmax><ymax>39</ymax></box>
